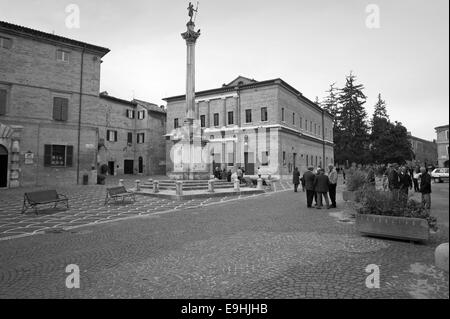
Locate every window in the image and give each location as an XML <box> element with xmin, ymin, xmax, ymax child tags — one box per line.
<box><xmin>305</xmin><ymin>119</ymin><xmax>308</xmax><ymax>131</ymax></box>
<box><xmin>318</xmin><ymin>125</ymin><xmax>321</xmax><ymax>136</ymax></box>
<box><xmin>292</xmin><ymin>113</ymin><xmax>295</xmax><ymax>125</ymax></box>
<box><xmin>228</xmin><ymin>111</ymin><xmax>234</xmax><ymax>125</ymax></box>
<box><xmin>56</xmin><ymin>49</ymin><xmax>70</xmax><ymax>62</ymax></box>
<box><xmin>325</xmin><ymin>128</ymin><xmax>328</xmax><ymax>139</ymax></box>
<box><xmin>314</xmin><ymin>123</ymin><xmax>317</xmax><ymax>135</ymax></box>
<box><xmin>283</xmin><ymin>151</ymin><xmax>286</xmax><ymax>166</ymax></box>
<box><xmin>137</xmin><ymin>133</ymin><xmax>145</xmax><ymax>144</ymax></box>
<box><xmin>53</xmin><ymin>97</ymin><xmax>68</xmax><ymax>121</ymax></box>
<box><xmin>137</xmin><ymin>110</ymin><xmax>145</xmax><ymax>120</ymax></box>
<box><xmin>126</xmin><ymin>109</ymin><xmax>135</xmax><ymax>119</ymax></box>
<box><xmin>44</xmin><ymin>145</ymin><xmax>73</xmax><ymax>167</ymax></box>
<box><xmin>228</xmin><ymin>153</ymin><xmax>234</xmax><ymax>166</ymax></box>
<box><xmin>213</xmin><ymin>113</ymin><xmax>219</xmax><ymax>126</ymax></box>
<box><xmin>281</xmin><ymin>108</ymin><xmax>285</xmax><ymax>122</ymax></box>
<box><xmin>261</xmin><ymin>107</ymin><xmax>268</xmax><ymax>122</ymax></box>
<box><xmin>310</xmin><ymin>121</ymin><xmax>313</xmax><ymax>132</ymax></box>
<box><xmin>306</xmin><ymin>155</ymin><xmax>309</xmax><ymax>166</ymax></box>
<box><xmin>210</xmin><ymin>135</ymin><xmax>215</xmax><ymax>140</ymax></box>
<box><xmin>107</xmin><ymin>130</ymin><xmax>118</xmax><ymax>142</ymax></box>
<box><xmin>0</xmin><ymin>89</ymin><xmax>7</xmax><ymax>116</ymax></box>
<box><xmin>127</xmin><ymin>132</ymin><xmax>133</xmax><ymax>144</ymax></box>
<box><xmin>300</xmin><ymin>117</ymin><xmax>302</xmax><ymax>129</ymax></box>
<box><xmin>0</xmin><ymin>36</ymin><xmax>12</xmax><ymax>49</ymax></box>
<box><xmin>174</xmin><ymin>118</ymin><xmax>179</xmax><ymax>128</ymax></box>
<box><xmin>261</xmin><ymin>151</ymin><xmax>269</xmax><ymax>166</ymax></box>
<box><xmin>200</xmin><ymin>115</ymin><xmax>206</xmax><ymax>128</ymax></box>
<box><xmin>245</xmin><ymin>109</ymin><xmax>252</xmax><ymax>123</ymax></box>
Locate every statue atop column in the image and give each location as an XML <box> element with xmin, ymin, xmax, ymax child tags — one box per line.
<box><xmin>182</xmin><ymin>2</ymin><xmax>200</xmax><ymax>43</ymax></box>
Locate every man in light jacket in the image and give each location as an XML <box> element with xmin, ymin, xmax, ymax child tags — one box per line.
<box><xmin>328</xmin><ymin>164</ymin><xmax>338</xmax><ymax>208</ymax></box>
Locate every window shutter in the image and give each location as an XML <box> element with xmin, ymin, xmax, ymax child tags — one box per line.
<box><xmin>66</xmin><ymin>146</ymin><xmax>73</xmax><ymax>167</ymax></box>
<box><xmin>127</xmin><ymin>132</ymin><xmax>132</xmax><ymax>144</ymax></box>
<box><xmin>0</xmin><ymin>89</ymin><xmax>6</xmax><ymax>115</ymax></box>
<box><xmin>44</xmin><ymin>145</ymin><xmax>52</xmax><ymax>167</ymax></box>
<box><xmin>132</xmin><ymin>110</ymin><xmax>136</xmax><ymax>119</ymax></box>
<box><xmin>114</xmin><ymin>131</ymin><xmax>118</xmax><ymax>142</ymax></box>
<box><xmin>53</xmin><ymin>97</ymin><xmax>61</xmax><ymax>120</ymax></box>
<box><xmin>61</xmin><ymin>98</ymin><xmax>68</xmax><ymax>121</ymax></box>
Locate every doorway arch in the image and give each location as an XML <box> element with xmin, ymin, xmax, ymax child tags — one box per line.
<box><xmin>0</xmin><ymin>145</ymin><xmax>8</xmax><ymax>188</ymax></box>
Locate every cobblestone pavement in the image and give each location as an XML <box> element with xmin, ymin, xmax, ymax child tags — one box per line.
<box><xmin>0</xmin><ymin>176</ymin><xmax>293</xmax><ymax>241</ymax></box>
<box><xmin>0</xmin><ymin>178</ymin><xmax>448</xmax><ymax>299</ymax></box>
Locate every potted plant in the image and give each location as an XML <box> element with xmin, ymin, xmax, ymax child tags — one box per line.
<box><xmin>342</xmin><ymin>169</ymin><xmax>367</xmax><ymax>202</ymax></box>
<box><xmin>355</xmin><ymin>188</ymin><xmax>438</xmax><ymax>242</ymax></box>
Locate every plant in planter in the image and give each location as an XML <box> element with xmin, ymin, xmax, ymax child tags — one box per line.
<box><xmin>355</xmin><ymin>187</ymin><xmax>438</xmax><ymax>242</ymax></box>
<box><xmin>343</xmin><ymin>169</ymin><xmax>368</xmax><ymax>202</ymax></box>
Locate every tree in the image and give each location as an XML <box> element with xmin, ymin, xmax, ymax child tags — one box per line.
<box><xmin>334</xmin><ymin>72</ymin><xmax>370</xmax><ymax>165</ymax></box>
<box><xmin>371</xmin><ymin>93</ymin><xmax>389</xmax><ymax>124</ymax></box>
<box><xmin>322</xmin><ymin>83</ymin><xmax>341</xmax><ymax>127</ymax></box>
<box><xmin>370</xmin><ymin>121</ymin><xmax>413</xmax><ymax>164</ymax></box>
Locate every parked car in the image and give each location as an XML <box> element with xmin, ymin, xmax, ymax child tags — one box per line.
<box><xmin>431</xmin><ymin>168</ymin><xmax>449</xmax><ymax>183</ymax></box>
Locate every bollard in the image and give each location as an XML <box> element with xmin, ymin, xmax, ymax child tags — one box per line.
<box><xmin>208</xmin><ymin>179</ymin><xmax>215</xmax><ymax>193</ymax></box>
<box><xmin>257</xmin><ymin>178</ymin><xmax>263</xmax><ymax>190</ymax></box>
<box><xmin>175</xmin><ymin>181</ymin><xmax>184</xmax><ymax>196</ymax></box>
<box><xmin>234</xmin><ymin>179</ymin><xmax>240</xmax><ymax>192</ymax></box>
<box><xmin>135</xmin><ymin>180</ymin><xmax>141</xmax><ymax>191</ymax></box>
<box><xmin>119</xmin><ymin>179</ymin><xmax>124</xmax><ymax>186</ymax></box>
<box><xmin>153</xmin><ymin>180</ymin><xmax>160</xmax><ymax>193</ymax></box>
<box><xmin>435</xmin><ymin>243</ymin><xmax>449</xmax><ymax>272</ymax></box>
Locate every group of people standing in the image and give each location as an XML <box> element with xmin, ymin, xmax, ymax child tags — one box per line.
<box><xmin>293</xmin><ymin>164</ymin><xmax>338</xmax><ymax>209</ymax></box>
<box><xmin>385</xmin><ymin>163</ymin><xmax>432</xmax><ymax>210</ymax></box>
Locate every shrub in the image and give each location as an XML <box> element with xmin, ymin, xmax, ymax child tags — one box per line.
<box><xmin>345</xmin><ymin>169</ymin><xmax>368</xmax><ymax>191</ymax></box>
<box><xmin>357</xmin><ymin>187</ymin><xmax>438</xmax><ymax>231</ymax></box>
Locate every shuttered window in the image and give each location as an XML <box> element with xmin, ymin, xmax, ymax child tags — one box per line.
<box><xmin>107</xmin><ymin>130</ymin><xmax>118</xmax><ymax>142</ymax></box>
<box><xmin>127</xmin><ymin>132</ymin><xmax>133</xmax><ymax>144</ymax></box>
<box><xmin>0</xmin><ymin>37</ymin><xmax>12</xmax><ymax>49</ymax></box>
<box><xmin>0</xmin><ymin>89</ymin><xmax>6</xmax><ymax>115</ymax></box>
<box><xmin>53</xmin><ymin>97</ymin><xmax>68</xmax><ymax>121</ymax></box>
<box><xmin>44</xmin><ymin>145</ymin><xmax>73</xmax><ymax>167</ymax></box>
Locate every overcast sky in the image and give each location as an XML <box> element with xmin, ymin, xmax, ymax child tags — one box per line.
<box><xmin>1</xmin><ymin>0</ymin><xmax>448</xmax><ymax>140</ymax></box>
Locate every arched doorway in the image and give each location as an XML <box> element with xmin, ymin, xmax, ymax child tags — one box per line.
<box><xmin>0</xmin><ymin>145</ymin><xmax>8</xmax><ymax>188</ymax></box>
<box><xmin>138</xmin><ymin>157</ymin><xmax>143</xmax><ymax>174</ymax></box>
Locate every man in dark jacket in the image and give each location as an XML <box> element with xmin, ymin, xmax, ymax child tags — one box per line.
<box><xmin>419</xmin><ymin>167</ymin><xmax>432</xmax><ymax>210</ymax></box>
<box><xmin>388</xmin><ymin>163</ymin><xmax>400</xmax><ymax>200</ymax></box>
<box><xmin>293</xmin><ymin>167</ymin><xmax>300</xmax><ymax>192</ymax></box>
<box><xmin>303</xmin><ymin>167</ymin><xmax>316</xmax><ymax>208</ymax></box>
<box><xmin>314</xmin><ymin>168</ymin><xmax>330</xmax><ymax>209</ymax></box>
<box><xmin>398</xmin><ymin>166</ymin><xmax>412</xmax><ymax>203</ymax></box>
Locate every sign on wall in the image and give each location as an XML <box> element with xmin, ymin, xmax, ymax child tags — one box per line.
<box><xmin>24</xmin><ymin>152</ymin><xmax>34</xmax><ymax>165</ymax></box>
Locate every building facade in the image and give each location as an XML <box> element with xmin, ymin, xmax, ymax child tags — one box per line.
<box><xmin>407</xmin><ymin>132</ymin><xmax>438</xmax><ymax>167</ymax></box>
<box><xmin>164</xmin><ymin>76</ymin><xmax>334</xmax><ymax>179</ymax></box>
<box><xmin>0</xmin><ymin>21</ymin><xmax>166</xmax><ymax>188</ymax></box>
<box><xmin>435</xmin><ymin>124</ymin><xmax>449</xmax><ymax>168</ymax></box>
<box><xmin>98</xmin><ymin>93</ymin><xmax>166</xmax><ymax>176</ymax></box>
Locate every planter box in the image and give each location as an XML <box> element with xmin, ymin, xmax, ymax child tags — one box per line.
<box><xmin>356</xmin><ymin>213</ymin><xmax>429</xmax><ymax>242</ymax></box>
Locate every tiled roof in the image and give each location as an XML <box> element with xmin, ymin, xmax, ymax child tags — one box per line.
<box><xmin>99</xmin><ymin>92</ymin><xmax>137</xmax><ymax>106</ymax></box>
<box><xmin>133</xmin><ymin>99</ymin><xmax>166</xmax><ymax>114</ymax></box>
<box><xmin>0</xmin><ymin>20</ymin><xmax>110</xmax><ymax>56</ymax></box>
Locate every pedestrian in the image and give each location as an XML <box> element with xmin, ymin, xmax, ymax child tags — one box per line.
<box><xmin>227</xmin><ymin>169</ymin><xmax>232</xmax><ymax>182</ymax></box>
<box><xmin>399</xmin><ymin>166</ymin><xmax>412</xmax><ymax>204</ymax></box>
<box><xmin>293</xmin><ymin>167</ymin><xmax>300</xmax><ymax>192</ymax></box>
<box><xmin>257</xmin><ymin>167</ymin><xmax>262</xmax><ymax>179</ymax></box>
<box><xmin>314</xmin><ymin>168</ymin><xmax>330</xmax><ymax>209</ymax></box>
<box><xmin>237</xmin><ymin>167</ymin><xmax>243</xmax><ymax>183</ymax></box>
<box><xmin>328</xmin><ymin>164</ymin><xmax>338</xmax><ymax>208</ymax></box>
<box><xmin>388</xmin><ymin>163</ymin><xmax>401</xmax><ymax>200</ymax></box>
<box><xmin>300</xmin><ymin>174</ymin><xmax>306</xmax><ymax>192</ymax></box>
<box><xmin>419</xmin><ymin>167</ymin><xmax>432</xmax><ymax>210</ymax></box>
<box><xmin>302</xmin><ymin>166</ymin><xmax>316</xmax><ymax>208</ymax></box>
<box><xmin>366</xmin><ymin>164</ymin><xmax>376</xmax><ymax>189</ymax></box>
<box><xmin>413</xmin><ymin>166</ymin><xmax>421</xmax><ymax>192</ymax></box>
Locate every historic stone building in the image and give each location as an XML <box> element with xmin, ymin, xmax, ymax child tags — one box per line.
<box><xmin>164</xmin><ymin>76</ymin><xmax>334</xmax><ymax>179</ymax></box>
<box><xmin>0</xmin><ymin>21</ymin><xmax>165</xmax><ymax>188</ymax></box>
<box><xmin>407</xmin><ymin>132</ymin><xmax>438</xmax><ymax>167</ymax></box>
<box><xmin>435</xmin><ymin>124</ymin><xmax>449</xmax><ymax>168</ymax></box>
<box><xmin>98</xmin><ymin>93</ymin><xmax>166</xmax><ymax>176</ymax></box>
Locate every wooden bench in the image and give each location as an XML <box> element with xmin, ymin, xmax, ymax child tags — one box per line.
<box><xmin>104</xmin><ymin>186</ymin><xmax>136</xmax><ymax>205</ymax></box>
<box><xmin>22</xmin><ymin>190</ymin><xmax>69</xmax><ymax>215</ymax></box>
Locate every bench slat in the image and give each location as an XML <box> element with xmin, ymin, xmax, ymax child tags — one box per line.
<box><xmin>26</xmin><ymin>190</ymin><xmax>59</xmax><ymax>203</ymax></box>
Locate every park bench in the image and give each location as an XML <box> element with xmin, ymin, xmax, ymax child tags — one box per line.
<box><xmin>104</xmin><ymin>186</ymin><xmax>136</xmax><ymax>205</ymax></box>
<box><xmin>22</xmin><ymin>190</ymin><xmax>69</xmax><ymax>215</ymax></box>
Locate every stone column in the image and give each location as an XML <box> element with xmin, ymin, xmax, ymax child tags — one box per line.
<box><xmin>182</xmin><ymin>21</ymin><xmax>200</xmax><ymax>123</ymax></box>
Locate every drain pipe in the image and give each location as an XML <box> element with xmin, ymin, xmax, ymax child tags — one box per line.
<box><xmin>76</xmin><ymin>46</ymin><xmax>86</xmax><ymax>184</ymax></box>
